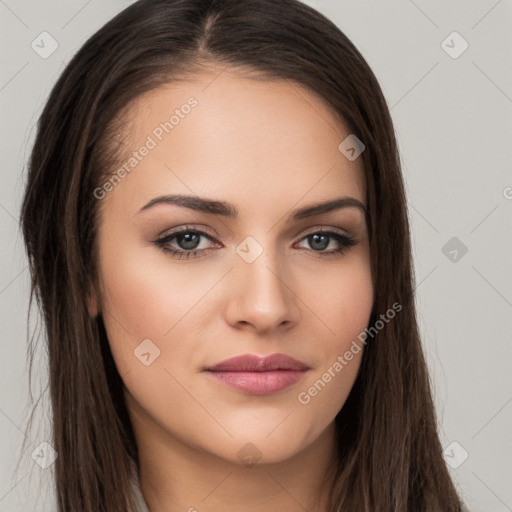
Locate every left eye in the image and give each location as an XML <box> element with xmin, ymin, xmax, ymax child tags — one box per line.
<box><xmin>295</xmin><ymin>231</ymin><xmax>356</xmax><ymax>254</ymax></box>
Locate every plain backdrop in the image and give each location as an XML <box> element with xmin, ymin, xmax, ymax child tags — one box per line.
<box><xmin>1</xmin><ymin>1</ymin><xmax>511</xmax><ymax>510</ymax></box>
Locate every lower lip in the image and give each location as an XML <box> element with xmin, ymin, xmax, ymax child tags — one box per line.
<box><xmin>205</xmin><ymin>370</ymin><xmax>307</xmax><ymax>395</ymax></box>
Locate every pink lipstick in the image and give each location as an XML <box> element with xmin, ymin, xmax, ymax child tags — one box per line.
<box><xmin>204</xmin><ymin>353</ymin><xmax>310</xmax><ymax>395</ymax></box>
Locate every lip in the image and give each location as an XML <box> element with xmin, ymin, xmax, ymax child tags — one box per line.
<box><xmin>204</xmin><ymin>353</ymin><xmax>310</xmax><ymax>395</ymax></box>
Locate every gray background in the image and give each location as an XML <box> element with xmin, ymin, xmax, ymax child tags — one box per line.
<box><xmin>1</xmin><ymin>0</ymin><xmax>511</xmax><ymax>510</ymax></box>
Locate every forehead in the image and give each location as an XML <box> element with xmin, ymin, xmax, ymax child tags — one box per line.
<box><xmin>101</xmin><ymin>68</ymin><xmax>366</xmax><ymax>217</ymax></box>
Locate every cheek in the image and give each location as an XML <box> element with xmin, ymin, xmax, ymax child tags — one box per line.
<box><xmin>96</xmin><ymin>234</ymin><xmax>188</xmax><ymax>373</ymax></box>
<box><xmin>292</xmin><ymin>255</ymin><xmax>373</xmax><ymax>414</ymax></box>
<box><xmin>297</xmin><ymin>252</ymin><xmax>374</xmax><ymax>344</ymax></box>
<box><xmin>96</xmin><ymin>233</ymin><xmax>232</xmax><ymax>383</ymax></box>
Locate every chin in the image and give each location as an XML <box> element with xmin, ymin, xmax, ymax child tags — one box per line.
<box><xmin>207</xmin><ymin>429</ymin><xmax>313</xmax><ymax>467</ymax></box>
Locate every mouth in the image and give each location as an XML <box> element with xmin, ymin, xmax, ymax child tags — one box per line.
<box><xmin>203</xmin><ymin>353</ymin><xmax>310</xmax><ymax>395</ymax></box>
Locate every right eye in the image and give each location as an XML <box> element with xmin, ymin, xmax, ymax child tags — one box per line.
<box><xmin>153</xmin><ymin>226</ymin><xmax>222</xmax><ymax>259</ymax></box>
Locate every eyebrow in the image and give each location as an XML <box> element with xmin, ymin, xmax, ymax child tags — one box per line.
<box><xmin>138</xmin><ymin>194</ymin><xmax>367</xmax><ymax>221</ymax></box>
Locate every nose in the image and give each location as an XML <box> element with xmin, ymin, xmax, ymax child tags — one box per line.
<box><xmin>224</xmin><ymin>252</ymin><xmax>299</xmax><ymax>334</ymax></box>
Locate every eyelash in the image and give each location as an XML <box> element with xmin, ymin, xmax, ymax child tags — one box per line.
<box><xmin>153</xmin><ymin>225</ymin><xmax>357</xmax><ymax>260</ymax></box>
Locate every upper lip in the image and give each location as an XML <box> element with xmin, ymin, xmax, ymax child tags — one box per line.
<box><xmin>204</xmin><ymin>353</ymin><xmax>310</xmax><ymax>372</ymax></box>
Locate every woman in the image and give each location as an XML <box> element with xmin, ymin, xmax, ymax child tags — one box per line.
<box><xmin>20</xmin><ymin>0</ymin><xmax>467</xmax><ymax>510</ymax></box>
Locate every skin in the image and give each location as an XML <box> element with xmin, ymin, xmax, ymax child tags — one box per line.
<box><xmin>89</xmin><ymin>65</ymin><xmax>374</xmax><ymax>512</ymax></box>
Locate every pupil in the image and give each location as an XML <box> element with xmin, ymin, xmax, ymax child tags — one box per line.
<box><xmin>310</xmin><ymin>234</ymin><xmax>329</xmax><ymax>250</ymax></box>
<box><xmin>178</xmin><ymin>233</ymin><xmax>200</xmax><ymax>250</ymax></box>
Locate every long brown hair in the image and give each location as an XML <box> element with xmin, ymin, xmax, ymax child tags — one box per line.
<box><xmin>20</xmin><ymin>0</ymin><xmax>464</xmax><ymax>510</ymax></box>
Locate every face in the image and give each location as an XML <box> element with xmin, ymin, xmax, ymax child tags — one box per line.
<box><xmin>91</xmin><ymin>67</ymin><xmax>373</xmax><ymax>466</ymax></box>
